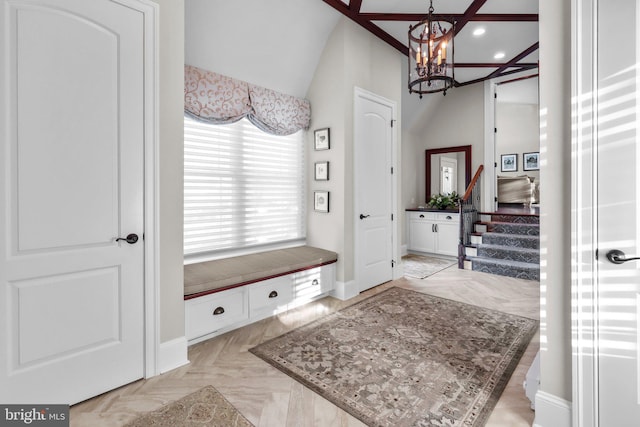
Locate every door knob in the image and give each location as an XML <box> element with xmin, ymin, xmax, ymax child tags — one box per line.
<box><xmin>606</xmin><ymin>249</ymin><xmax>640</xmax><ymax>264</ymax></box>
<box><xmin>116</xmin><ymin>233</ymin><xmax>139</xmax><ymax>244</ymax></box>
<box><xmin>359</xmin><ymin>214</ymin><xmax>370</xmax><ymax>220</ymax></box>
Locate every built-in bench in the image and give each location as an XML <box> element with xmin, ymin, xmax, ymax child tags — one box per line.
<box><xmin>184</xmin><ymin>246</ymin><xmax>338</xmax><ymax>344</ymax></box>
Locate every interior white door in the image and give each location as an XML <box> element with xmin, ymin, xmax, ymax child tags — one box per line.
<box><xmin>439</xmin><ymin>157</ymin><xmax>457</xmax><ymax>194</ymax></box>
<box><xmin>595</xmin><ymin>0</ymin><xmax>640</xmax><ymax>424</ymax></box>
<box><xmin>354</xmin><ymin>89</ymin><xmax>394</xmax><ymax>292</ymax></box>
<box><xmin>0</xmin><ymin>0</ymin><xmax>145</xmax><ymax>404</ymax></box>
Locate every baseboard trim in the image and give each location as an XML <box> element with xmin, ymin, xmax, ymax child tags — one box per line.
<box><xmin>158</xmin><ymin>336</ymin><xmax>189</xmax><ymax>374</ymax></box>
<box><xmin>533</xmin><ymin>391</ymin><xmax>572</xmax><ymax>427</ymax></box>
<box><xmin>332</xmin><ymin>280</ymin><xmax>358</xmax><ymax>301</ymax></box>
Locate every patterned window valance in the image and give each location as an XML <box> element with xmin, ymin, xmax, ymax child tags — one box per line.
<box><xmin>184</xmin><ymin>65</ymin><xmax>311</xmax><ymax>136</ymax></box>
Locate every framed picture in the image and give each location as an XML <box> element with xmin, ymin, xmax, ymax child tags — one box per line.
<box><xmin>314</xmin><ymin>191</ymin><xmax>329</xmax><ymax>212</ymax></box>
<box><xmin>314</xmin><ymin>128</ymin><xmax>330</xmax><ymax>150</ymax></box>
<box><xmin>314</xmin><ymin>161</ymin><xmax>329</xmax><ymax>181</ymax></box>
<box><xmin>500</xmin><ymin>154</ymin><xmax>518</xmax><ymax>172</ymax></box>
<box><xmin>523</xmin><ymin>152</ymin><xmax>540</xmax><ymax>171</ymax></box>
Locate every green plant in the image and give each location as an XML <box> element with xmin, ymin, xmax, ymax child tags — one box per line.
<box><xmin>427</xmin><ymin>191</ymin><xmax>460</xmax><ymax>210</ymax></box>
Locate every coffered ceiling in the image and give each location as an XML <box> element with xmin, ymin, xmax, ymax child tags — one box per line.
<box><xmin>321</xmin><ymin>0</ymin><xmax>539</xmax><ymax>86</ymax></box>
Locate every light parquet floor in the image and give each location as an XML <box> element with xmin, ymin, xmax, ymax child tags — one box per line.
<box><xmin>70</xmin><ymin>266</ymin><xmax>540</xmax><ymax>427</ymax></box>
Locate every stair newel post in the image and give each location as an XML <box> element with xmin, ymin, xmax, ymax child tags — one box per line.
<box><xmin>459</xmin><ymin>165</ymin><xmax>484</xmax><ymax>269</ymax></box>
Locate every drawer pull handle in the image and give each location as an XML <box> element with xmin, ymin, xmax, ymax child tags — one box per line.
<box><xmin>268</xmin><ymin>290</ymin><xmax>278</xmax><ymax>298</ymax></box>
<box><xmin>419</xmin><ymin>214</ymin><xmax>425</xmax><ymax>218</ymax></box>
<box><xmin>312</xmin><ymin>279</ymin><xmax>319</xmax><ymax>286</ymax></box>
<box><xmin>446</xmin><ymin>215</ymin><xmax>452</xmax><ymax>220</ymax></box>
<box><xmin>212</xmin><ymin>306</ymin><xmax>225</xmax><ymax>316</ymax></box>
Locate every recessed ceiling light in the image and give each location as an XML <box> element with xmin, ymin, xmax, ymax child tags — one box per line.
<box><xmin>473</xmin><ymin>27</ymin><xmax>486</xmax><ymax>37</ymax></box>
<box><xmin>494</xmin><ymin>52</ymin><xmax>506</xmax><ymax>60</ymax></box>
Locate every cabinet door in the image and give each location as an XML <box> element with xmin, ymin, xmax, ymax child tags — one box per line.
<box><xmin>409</xmin><ymin>219</ymin><xmax>436</xmax><ymax>252</ymax></box>
<box><xmin>435</xmin><ymin>222</ymin><xmax>459</xmax><ymax>256</ymax></box>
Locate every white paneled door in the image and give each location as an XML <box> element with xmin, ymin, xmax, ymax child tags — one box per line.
<box><xmin>354</xmin><ymin>88</ymin><xmax>395</xmax><ymax>292</ymax></box>
<box><xmin>574</xmin><ymin>0</ymin><xmax>640</xmax><ymax>425</ymax></box>
<box><xmin>595</xmin><ymin>0</ymin><xmax>640</xmax><ymax>424</ymax></box>
<box><xmin>0</xmin><ymin>0</ymin><xmax>146</xmax><ymax>404</ymax></box>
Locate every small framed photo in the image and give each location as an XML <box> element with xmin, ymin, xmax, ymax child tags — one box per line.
<box><xmin>523</xmin><ymin>152</ymin><xmax>540</xmax><ymax>171</ymax></box>
<box><xmin>314</xmin><ymin>128</ymin><xmax>330</xmax><ymax>150</ymax></box>
<box><xmin>501</xmin><ymin>154</ymin><xmax>518</xmax><ymax>172</ymax></box>
<box><xmin>314</xmin><ymin>161</ymin><xmax>329</xmax><ymax>181</ymax></box>
<box><xmin>314</xmin><ymin>191</ymin><xmax>329</xmax><ymax>213</ymax></box>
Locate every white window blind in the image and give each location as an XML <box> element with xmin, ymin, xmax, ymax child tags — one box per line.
<box><xmin>184</xmin><ymin>116</ymin><xmax>305</xmax><ymax>257</ymax></box>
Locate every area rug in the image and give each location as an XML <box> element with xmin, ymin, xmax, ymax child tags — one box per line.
<box><xmin>402</xmin><ymin>254</ymin><xmax>457</xmax><ymax>279</ymax></box>
<box><xmin>249</xmin><ymin>287</ymin><xmax>537</xmax><ymax>427</ymax></box>
<box><xmin>124</xmin><ymin>385</ymin><xmax>253</xmax><ymax>427</ymax></box>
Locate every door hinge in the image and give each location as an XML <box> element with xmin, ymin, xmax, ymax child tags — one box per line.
<box><xmin>494</xmin><ymin>127</ymin><xmax>497</xmax><ymax>133</ymax></box>
<box><xmin>494</xmin><ymin>196</ymin><xmax>498</xmax><ymax>202</ymax></box>
<box><xmin>494</xmin><ymin>162</ymin><xmax>498</xmax><ymax>168</ymax></box>
<box><xmin>595</xmin><ymin>249</ymin><xmax>599</xmax><ymax>260</ymax></box>
<box><xmin>391</xmin><ymin>260</ymin><xmax>396</xmax><ymax>267</ymax></box>
<box><xmin>391</xmin><ymin>214</ymin><xmax>394</xmax><ymax>221</ymax></box>
<box><xmin>391</xmin><ymin>119</ymin><xmax>396</xmax><ymax>128</ymax></box>
<box><xmin>494</xmin><ymin>93</ymin><xmax>497</xmax><ymax>99</ymax></box>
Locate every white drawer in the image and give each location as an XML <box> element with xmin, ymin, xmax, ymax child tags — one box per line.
<box><xmin>185</xmin><ymin>287</ymin><xmax>248</xmax><ymax>340</ymax></box>
<box><xmin>407</xmin><ymin>211</ymin><xmax>436</xmax><ymax>221</ymax></box>
<box><xmin>434</xmin><ymin>212</ymin><xmax>458</xmax><ymax>222</ymax></box>
<box><xmin>293</xmin><ymin>266</ymin><xmax>330</xmax><ymax>301</ymax></box>
<box><xmin>249</xmin><ymin>276</ymin><xmax>293</xmax><ymax>311</ymax></box>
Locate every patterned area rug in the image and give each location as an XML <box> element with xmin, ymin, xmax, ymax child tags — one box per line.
<box><xmin>402</xmin><ymin>254</ymin><xmax>457</xmax><ymax>279</ymax></box>
<box><xmin>250</xmin><ymin>287</ymin><xmax>537</xmax><ymax>427</ymax></box>
<box><xmin>124</xmin><ymin>386</ymin><xmax>253</xmax><ymax>427</ymax></box>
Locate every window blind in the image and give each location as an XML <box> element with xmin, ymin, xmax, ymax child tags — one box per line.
<box><xmin>184</xmin><ymin>116</ymin><xmax>305</xmax><ymax>257</ymax></box>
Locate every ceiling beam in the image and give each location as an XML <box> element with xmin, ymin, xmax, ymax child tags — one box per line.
<box><xmin>456</xmin><ymin>63</ymin><xmax>538</xmax><ymax>68</ymax></box>
<box><xmin>349</xmin><ymin>0</ymin><xmax>362</xmax><ymax>12</ymax></box>
<box><xmin>359</xmin><ymin>13</ymin><xmax>538</xmax><ymax>23</ymax></box>
<box><xmin>454</xmin><ymin>0</ymin><xmax>488</xmax><ymax>36</ymax></box>
<box><xmin>484</xmin><ymin>42</ymin><xmax>539</xmax><ymax>79</ymax></box>
<box><xmin>322</xmin><ymin>0</ymin><xmax>407</xmax><ymax>54</ymax></box>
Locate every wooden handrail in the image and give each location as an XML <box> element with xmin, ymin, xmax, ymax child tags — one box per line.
<box><xmin>462</xmin><ymin>165</ymin><xmax>484</xmax><ymax>201</ymax></box>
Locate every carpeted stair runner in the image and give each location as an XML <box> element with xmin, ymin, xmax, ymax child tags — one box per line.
<box><xmin>465</xmin><ymin>212</ymin><xmax>540</xmax><ymax>280</ymax></box>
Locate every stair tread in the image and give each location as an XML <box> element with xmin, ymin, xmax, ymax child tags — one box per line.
<box><xmin>489</xmin><ymin>221</ymin><xmax>539</xmax><ymax>228</ymax></box>
<box><xmin>476</xmin><ymin>243</ymin><xmax>539</xmax><ymax>253</ymax></box>
<box><xmin>479</xmin><ymin>211</ymin><xmax>540</xmax><ymax>217</ymax></box>
<box><xmin>482</xmin><ymin>232</ymin><xmax>539</xmax><ymax>239</ymax></box>
<box><xmin>466</xmin><ymin>256</ymin><xmax>539</xmax><ymax>269</ymax></box>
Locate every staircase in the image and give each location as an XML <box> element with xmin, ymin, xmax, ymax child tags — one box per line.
<box><xmin>463</xmin><ymin>211</ymin><xmax>540</xmax><ymax>281</ymax></box>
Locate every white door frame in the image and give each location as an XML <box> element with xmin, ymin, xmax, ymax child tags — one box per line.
<box><xmin>571</xmin><ymin>0</ymin><xmax>602</xmax><ymax>425</ymax></box>
<box><xmin>136</xmin><ymin>0</ymin><xmax>160</xmax><ymax>379</ymax></box>
<box><xmin>353</xmin><ymin>87</ymin><xmax>400</xmax><ymax>289</ymax></box>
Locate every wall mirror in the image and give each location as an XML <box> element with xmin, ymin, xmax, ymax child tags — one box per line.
<box><xmin>425</xmin><ymin>145</ymin><xmax>472</xmax><ymax>202</ymax></box>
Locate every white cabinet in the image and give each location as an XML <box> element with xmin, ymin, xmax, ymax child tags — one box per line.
<box><xmin>407</xmin><ymin>211</ymin><xmax>459</xmax><ymax>257</ymax></box>
<box><xmin>185</xmin><ymin>264</ymin><xmax>335</xmax><ymax>344</ymax></box>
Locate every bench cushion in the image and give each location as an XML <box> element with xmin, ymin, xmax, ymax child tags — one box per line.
<box><xmin>184</xmin><ymin>246</ymin><xmax>338</xmax><ymax>298</ymax></box>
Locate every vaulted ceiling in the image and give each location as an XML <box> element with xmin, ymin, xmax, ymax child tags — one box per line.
<box><xmin>321</xmin><ymin>0</ymin><xmax>539</xmax><ymax>87</ymax></box>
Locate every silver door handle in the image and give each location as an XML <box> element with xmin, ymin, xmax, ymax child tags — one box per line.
<box><xmin>606</xmin><ymin>249</ymin><xmax>640</xmax><ymax>264</ymax></box>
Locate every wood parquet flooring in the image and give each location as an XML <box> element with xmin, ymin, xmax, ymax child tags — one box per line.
<box><xmin>70</xmin><ymin>266</ymin><xmax>540</xmax><ymax>427</ymax></box>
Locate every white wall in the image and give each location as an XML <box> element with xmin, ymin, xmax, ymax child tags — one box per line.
<box><xmin>496</xmin><ymin>102</ymin><xmax>540</xmax><ymax>182</ymax></box>
<box><xmin>306</xmin><ymin>18</ymin><xmax>403</xmax><ymax>285</ymax></box>
<box><xmin>153</xmin><ymin>0</ymin><xmax>185</xmax><ymax>344</ymax></box>
<box><xmin>184</xmin><ymin>0</ymin><xmax>339</xmax><ymax>99</ymax></box>
<box><xmin>538</xmin><ymin>0</ymin><xmax>572</xmax><ymax>405</ymax></box>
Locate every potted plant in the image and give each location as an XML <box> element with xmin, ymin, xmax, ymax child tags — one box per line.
<box><xmin>427</xmin><ymin>191</ymin><xmax>460</xmax><ymax>210</ymax></box>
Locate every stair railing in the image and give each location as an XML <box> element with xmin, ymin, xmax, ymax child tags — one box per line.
<box><xmin>458</xmin><ymin>165</ymin><xmax>484</xmax><ymax>268</ymax></box>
